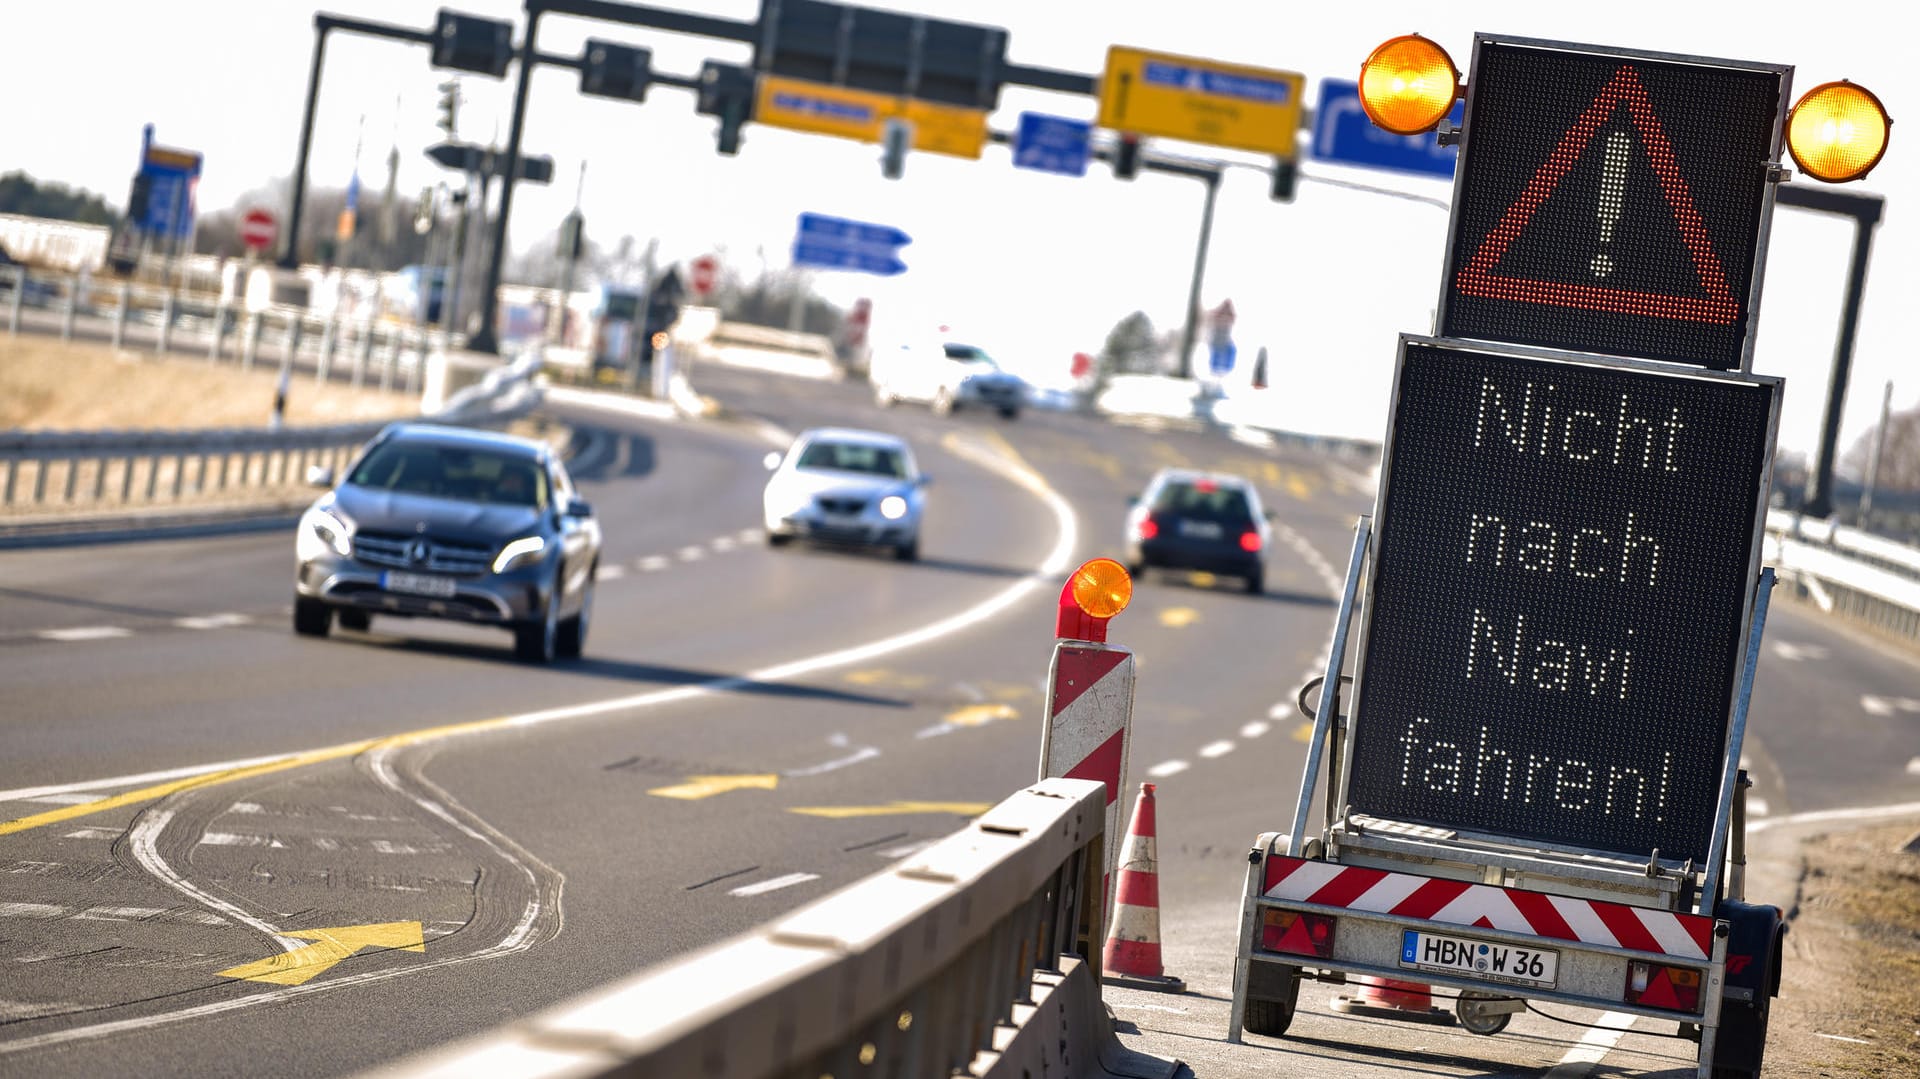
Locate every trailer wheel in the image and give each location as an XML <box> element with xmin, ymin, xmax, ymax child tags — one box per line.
<box><xmin>1242</xmin><ymin>962</ymin><xmax>1301</xmax><ymax>1037</ymax></box>
<box><xmin>1456</xmin><ymin>990</ymin><xmax>1515</xmax><ymax>1036</ymax></box>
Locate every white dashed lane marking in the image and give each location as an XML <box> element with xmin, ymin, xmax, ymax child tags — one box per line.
<box><xmin>729</xmin><ymin>872</ymin><xmax>820</xmax><ymax>897</ymax></box>
<box><xmin>63</xmin><ymin>827</ymin><xmax>121</xmax><ymax>841</ymax></box>
<box><xmin>1147</xmin><ymin>760</ymin><xmax>1191</xmax><ymax>778</ymax></box>
<box><xmin>1862</xmin><ymin>695</ymin><xmax>1920</xmax><ymax>716</ymax></box>
<box><xmin>638</xmin><ymin>555</ymin><xmax>670</xmax><ymax>572</ymax></box>
<box><xmin>174</xmin><ymin>613</ymin><xmax>251</xmax><ymax>631</ymax></box>
<box><xmin>1240</xmin><ymin>721</ymin><xmax>1271</xmax><ymax>739</ymax></box>
<box><xmin>597</xmin><ymin>565</ymin><xmax>626</xmax><ymax>581</ymax></box>
<box><xmin>199</xmin><ymin>832</ymin><xmax>286</xmax><ymax>849</ymax></box>
<box><xmin>677</xmin><ymin>546</ymin><xmax>705</xmax><ymax>562</ymax></box>
<box><xmin>1268</xmin><ymin>703</ymin><xmax>1293</xmax><ymax>720</ymax></box>
<box><xmin>711</xmin><ymin>536</ymin><xmax>737</xmax><ymax>552</ymax></box>
<box><xmin>1199</xmin><ymin>741</ymin><xmax>1235</xmax><ymax>759</ymax></box>
<box><xmin>36</xmin><ymin>626</ymin><xmax>131</xmax><ymax>642</ymax></box>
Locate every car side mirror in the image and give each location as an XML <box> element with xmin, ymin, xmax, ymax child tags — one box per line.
<box><xmin>916</xmin><ymin>474</ymin><xmax>932</xmax><ymax>488</ymax></box>
<box><xmin>306</xmin><ymin>465</ymin><xmax>335</xmax><ymax>489</ymax></box>
<box><xmin>1264</xmin><ymin>509</ymin><xmax>1277</xmax><ymax>521</ymax></box>
<box><xmin>763</xmin><ymin>450</ymin><xmax>783</xmax><ymax>471</ymax></box>
<box><xmin>564</xmin><ymin>499</ymin><xmax>594</xmax><ymax>518</ymax></box>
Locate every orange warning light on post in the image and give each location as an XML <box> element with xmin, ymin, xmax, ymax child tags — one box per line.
<box><xmin>1787</xmin><ymin>81</ymin><xmax>1892</xmax><ymax>182</ymax></box>
<box><xmin>1057</xmin><ymin>558</ymin><xmax>1131</xmax><ymax>642</ymax></box>
<box><xmin>1358</xmin><ymin>34</ymin><xmax>1460</xmax><ymax>135</ymax></box>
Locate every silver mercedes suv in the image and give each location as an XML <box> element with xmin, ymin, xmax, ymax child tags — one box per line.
<box><xmin>294</xmin><ymin>422</ymin><xmax>600</xmax><ymax>663</ymax></box>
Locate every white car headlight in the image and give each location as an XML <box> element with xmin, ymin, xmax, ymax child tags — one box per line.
<box><xmin>298</xmin><ymin>507</ymin><xmax>353</xmax><ymax>560</ymax></box>
<box><xmin>493</xmin><ymin>535</ymin><xmax>548</xmax><ymax>573</ymax></box>
<box><xmin>879</xmin><ymin>494</ymin><xmax>909</xmax><ymax>520</ymax></box>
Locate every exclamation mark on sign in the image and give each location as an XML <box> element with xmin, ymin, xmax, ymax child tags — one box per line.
<box><xmin>1591</xmin><ymin>131</ymin><xmax>1632</xmax><ymax>278</ymax></box>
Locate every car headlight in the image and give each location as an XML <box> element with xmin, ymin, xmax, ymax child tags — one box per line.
<box><xmin>879</xmin><ymin>494</ymin><xmax>909</xmax><ymax>520</ymax></box>
<box><xmin>493</xmin><ymin>535</ymin><xmax>548</xmax><ymax>573</ymax></box>
<box><xmin>298</xmin><ymin>507</ymin><xmax>353</xmax><ymax>560</ymax></box>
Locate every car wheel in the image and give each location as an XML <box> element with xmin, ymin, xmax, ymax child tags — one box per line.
<box><xmin>767</xmin><ymin>530</ymin><xmax>793</xmax><ymax>548</ymax></box>
<box><xmin>556</xmin><ymin>579</ymin><xmax>592</xmax><ymax>659</ymax></box>
<box><xmin>515</xmin><ymin>582</ymin><xmax>560</xmax><ymax>663</ymax></box>
<box><xmin>894</xmin><ymin>539</ymin><xmax>919</xmax><ymax>562</ymax></box>
<box><xmin>932</xmin><ymin>387</ymin><xmax>955</xmax><ymax>415</ymax></box>
<box><xmin>1245</xmin><ymin>569</ymin><xmax>1264</xmax><ymax>595</ymax></box>
<box><xmin>998</xmin><ymin>406</ymin><xmax>1019</xmax><ymax>420</ymax></box>
<box><xmin>337</xmin><ymin>609</ymin><xmax>372</xmax><ymax>632</ymax></box>
<box><xmin>293</xmin><ymin>596</ymin><xmax>332</xmax><ymax>638</ymax></box>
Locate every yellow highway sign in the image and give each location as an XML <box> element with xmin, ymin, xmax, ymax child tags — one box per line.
<box><xmin>1098</xmin><ymin>46</ymin><xmax>1305</xmax><ymax>157</ymax></box>
<box><xmin>755</xmin><ymin>74</ymin><xmax>987</xmax><ymax>160</ymax></box>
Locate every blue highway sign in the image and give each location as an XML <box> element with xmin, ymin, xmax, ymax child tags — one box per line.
<box><xmin>796</xmin><ymin>213</ymin><xmax>911</xmax><ymax>251</ymax></box>
<box><xmin>1310</xmin><ymin>78</ymin><xmax>1461</xmax><ymax>180</ymax></box>
<box><xmin>1013</xmin><ymin>112</ymin><xmax>1091</xmax><ymax>176</ymax></box>
<box><xmin>791</xmin><ymin>241</ymin><xmax>907</xmax><ymax>276</ymax></box>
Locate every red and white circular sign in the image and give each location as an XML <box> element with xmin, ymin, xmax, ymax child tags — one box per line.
<box><xmin>240</xmin><ymin>208</ymin><xmax>278</xmax><ymax>251</ymax></box>
<box><xmin>690</xmin><ymin>254</ymin><xmax>718</xmax><ymax>299</ymax></box>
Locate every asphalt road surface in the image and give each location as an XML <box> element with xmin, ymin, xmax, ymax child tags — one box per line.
<box><xmin>1</xmin><ymin>360</ymin><xmax>1915</xmax><ymax>1077</ymax></box>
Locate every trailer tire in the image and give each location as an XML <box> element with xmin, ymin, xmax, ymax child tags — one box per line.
<box><xmin>1242</xmin><ymin>961</ymin><xmax>1300</xmax><ymax>1037</ymax></box>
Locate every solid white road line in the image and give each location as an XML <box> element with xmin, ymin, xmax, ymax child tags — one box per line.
<box><xmin>729</xmin><ymin>872</ymin><xmax>819</xmax><ymax>897</ymax></box>
<box><xmin>1748</xmin><ymin>800</ymin><xmax>1920</xmax><ymax>833</ymax></box>
<box><xmin>1544</xmin><ymin>1011</ymin><xmax>1638</xmax><ymax>1074</ymax></box>
<box><xmin>1147</xmin><ymin>760</ymin><xmax>1190</xmax><ymax>778</ymax></box>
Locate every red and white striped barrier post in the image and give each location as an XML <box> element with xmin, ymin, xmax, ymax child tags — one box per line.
<box><xmin>1038</xmin><ymin>558</ymin><xmax>1136</xmax><ymax>901</ymax></box>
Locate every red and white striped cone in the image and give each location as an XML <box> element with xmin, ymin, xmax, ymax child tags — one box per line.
<box><xmin>1330</xmin><ymin>976</ymin><xmax>1455</xmax><ymax>1025</ymax></box>
<box><xmin>1102</xmin><ymin>783</ymin><xmax>1185</xmax><ymax>993</ymax></box>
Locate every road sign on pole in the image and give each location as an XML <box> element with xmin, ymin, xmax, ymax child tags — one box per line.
<box><xmin>240</xmin><ymin>208</ymin><xmax>278</xmax><ymax>252</ymax></box>
<box><xmin>790</xmin><ymin>210</ymin><xmax>911</xmax><ymax>275</ymax></box>
<box><xmin>1013</xmin><ymin>112</ymin><xmax>1093</xmax><ymax>176</ymax></box>
<box><xmin>755</xmin><ymin>75</ymin><xmax>988</xmax><ymax>159</ymax></box>
<box><xmin>1310</xmin><ymin>78</ymin><xmax>1461</xmax><ymax>179</ymax></box>
<box><xmin>690</xmin><ymin>254</ymin><xmax>718</xmax><ymax>300</ymax></box>
<box><xmin>1097</xmin><ymin>46</ymin><xmax>1305</xmax><ymax>157</ymax></box>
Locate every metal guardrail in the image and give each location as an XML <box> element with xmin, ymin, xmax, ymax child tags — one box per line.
<box><xmin>1765</xmin><ymin>508</ymin><xmax>1920</xmax><ymax>645</ymax></box>
<box><xmin>1</xmin><ymin>264</ymin><xmax>449</xmax><ymax>394</ymax></box>
<box><xmin>0</xmin><ymin>352</ymin><xmax>543</xmax><ymax>516</ymax></box>
<box><xmin>381</xmin><ymin>778</ymin><xmax>1122</xmax><ymax>1079</ymax></box>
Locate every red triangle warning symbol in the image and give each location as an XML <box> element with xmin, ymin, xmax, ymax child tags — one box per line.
<box><xmin>1638</xmin><ymin>969</ymin><xmax>1683</xmax><ymax>1010</ymax></box>
<box><xmin>1455</xmin><ymin>65</ymin><xmax>1741</xmax><ymax>326</ymax></box>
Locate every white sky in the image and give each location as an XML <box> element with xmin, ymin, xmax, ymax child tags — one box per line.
<box><xmin>4</xmin><ymin>1</ymin><xmax>1911</xmax><ymax>452</ymax></box>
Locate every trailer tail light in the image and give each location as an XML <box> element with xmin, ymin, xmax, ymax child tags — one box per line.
<box><xmin>1261</xmin><ymin>909</ymin><xmax>1336</xmax><ymax>958</ymax></box>
<box><xmin>1625</xmin><ymin>961</ymin><xmax>1702</xmax><ymax>1013</ymax></box>
<box><xmin>1239</xmin><ymin>530</ymin><xmax>1262</xmax><ymax>552</ymax></box>
<box><xmin>1137</xmin><ymin>516</ymin><xmax>1159</xmax><ymax>540</ymax></box>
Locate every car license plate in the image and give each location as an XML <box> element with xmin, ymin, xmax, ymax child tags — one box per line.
<box><xmin>1401</xmin><ymin>929</ymin><xmax>1558</xmax><ymax>989</ymax></box>
<box><xmin>382</xmin><ymin>571</ymin><xmax>457</xmax><ymax>598</ymax></box>
<box><xmin>1178</xmin><ymin>520</ymin><xmax>1223</xmax><ymax>540</ymax></box>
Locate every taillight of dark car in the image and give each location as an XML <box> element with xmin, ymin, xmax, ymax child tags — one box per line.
<box><xmin>1239</xmin><ymin>530</ymin><xmax>1262</xmax><ymax>552</ymax></box>
<box><xmin>1137</xmin><ymin>515</ymin><xmax>1159</xmax><ymax>540</ymax></box>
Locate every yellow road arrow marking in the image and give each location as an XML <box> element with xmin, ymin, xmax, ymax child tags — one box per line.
<box><xmin>945</xmin><ymin>703</ymin><xmax>1017</xmax><ymax>727</ymax></box>
<box><xmin>1158</xmin><ymin>607</ymin><xmax>1201</xmax><ymax>628</ymax></box>
<box><xmin>1287</xmin><ymin>473</ymin><xmax>1316</xmax><ymax>500</ymax></box>
<box><xmin>1292</xmin><ymin>721</ymin><xmax>1318</xmax><ymax>744</ymax></box>
<box><xmin>648</xmin><ymin>773</ymin><xmax>780</xmax><ymax>800</ymax></box>
<box><xmin>217</xmin><ymin>921</ymin><xmax>425</xmax><ymax>986</ymax></box>
<box><xmin>789</xmin><ymin>801</ymin><xmax>991</xmax><ymax>819</ymax></box>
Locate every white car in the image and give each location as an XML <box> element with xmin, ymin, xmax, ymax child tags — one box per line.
<box><xmin>762</xmin><ymin>427</ymin><xmax>929</xmax><ymax>560</ymax></box>
<box><xmin>871</xmin><ymin>340</ymin><xmax>1027</xmax><ymax>419</ymax></box>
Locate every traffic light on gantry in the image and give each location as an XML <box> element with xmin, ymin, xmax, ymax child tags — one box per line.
<box><xmin>1270</xmin><ymin>158</ymin><xmax>1297</xmax><ymax>202</ymax></box>
<box><xmin>431</xmin><ymin>9</ymin><xmax>513</xmax><ymax>79</ymax></box>
<box><xmin>881</xmin><ymin>119</ymin><xmax>911</xmax><ymax>180</ymax></box>
<box><xmin>581</xmin><ymin>39</ymin><xmax>652</xmax><ymax>104</ymax></box>
<box><xmin>1112</xmin><ymin>134</ymin><xmax>1141</xmax><ymax>180</ymax></box>
<box><xmin>757</xmin><ymin>0</ymin><xmax>1008</xmax><ymax>110</ymax></box>
<box><xmin>697</xmin><ymin>61</ymin><xmax>755</xmax><ymax>156</ymax></box>
<box><xmin>436</xmin><ymin>80</ymin><xmax>459</xmax><ymax>136</ymax></box>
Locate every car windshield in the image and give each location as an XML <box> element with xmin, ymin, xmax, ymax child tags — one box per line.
<box><xmin>944</xmin><ymin>344</ymin><xmax>1000</xmax><ymax>371</ymax></box>
<box><xmin>795</xmin><ymin>440</ymin><xmax>908</xmax><ymax>478</ymax></box>
<box><xmin>349</xmin><ymin>441</ymin><xmax>549</xmax><ymax>508</ymax></box>
<box><xmin>602</xmin><ymin>293</ymin><xmax>640</xmax><ymax>321</ymax></box>
<box><xmin>1151</xmin><ymin>480</ymin><xmax>1253</xmax><ymax>523</ymax></box>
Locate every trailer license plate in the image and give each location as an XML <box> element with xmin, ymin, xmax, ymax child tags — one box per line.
<box><xmin>1401</xmin><ymin>930</ymin><xmax>1559</xmax><ymax>989</ymax></box>
<box><xmin>383</xmin><ymin>571</ymin><xmax>457</xmax><ymax>598</ymax></box>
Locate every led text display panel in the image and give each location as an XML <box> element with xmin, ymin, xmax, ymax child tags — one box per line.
<box><xmin>1348</xmin><ymin>340</ymin><xmax>1776</xmax><ymax>862</ymax></box>
<box><xmin>1440</xmin><ymin>40</ymin><xmax>1784</xmax><ymax>370</ymax></box>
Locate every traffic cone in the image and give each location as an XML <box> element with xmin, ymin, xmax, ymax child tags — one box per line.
<box><xmin>1102</xmin><ymin>783</ymin><xmax>1186</xmax><ymax>993</ymax></box>
<box><xmin>1330</xmin><ymin>976</ymin><xmax>1455</xmax><ymax>1025</ymax></box>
